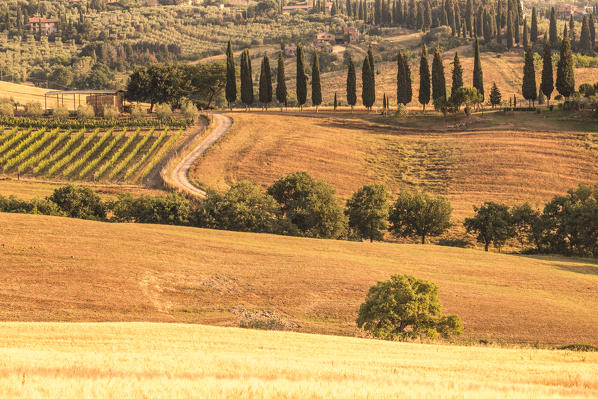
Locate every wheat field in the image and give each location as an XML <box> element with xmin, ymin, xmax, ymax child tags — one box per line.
<box><xmin>0</xmin><ymin>322</ymin><xmax>596</xmax><ymax>398</ymax></box>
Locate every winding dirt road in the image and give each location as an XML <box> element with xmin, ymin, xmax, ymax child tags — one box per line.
<box><xmin>170</xmin><ymin>113</ymin><xmax>232</xmax><ymax>197</ymax></box>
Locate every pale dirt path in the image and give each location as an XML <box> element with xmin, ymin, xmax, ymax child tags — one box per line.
<box><xmin>170</xmin><ymin>113</ymin><xmax>232</xmax><ymax>197</ymax></box>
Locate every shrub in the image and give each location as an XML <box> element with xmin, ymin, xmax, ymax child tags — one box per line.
<box><xmin>25</xmin><ymin>103</ymin><xmax>43</xmax><ymax>118</ymax></box>
<box><xmin>53</xmin><ymin>105</ymin><xmax>70</xmax><ymax>120</ymax></box>
<box><xmin>0</xmin><ymin>103</ymin><xmax>14</xmax><ymax>117</ymax></box>
<box><xmin>47</xmin><ymin>185</ymin><xmax>106</xmax><ymax>221</ymax></box>
<box><xmin>0</xmin><ymin>195</ymin><xmax>62</xmax><ymax>216</ymax></box>
<box><xmin>77</xmin><ymin>105</ymin><xmax>95</xmax><ymax>120</ymax></box>
<box><xmin>345</xmin><ymin>184</ymin><xmax>390</xmax><ymax>242</ymax></box>
<box><xmin>356</xmin><ymin>274</ymin><xmax>463</xmax><ymax>340</ymax></box>
<box><xmin>110</xmin><ymin>192</ymin><xmax>194</xmax><ymax>225</ymax></box>
<box><xmin>130</xmin><ymin>104</ymin><xmax>146</xmax><ymax>119</ymax></box>
<box><xmin>181</xmin><ymin>100</ymin><xmax>200</xmax><ymax>122</ymax></box>
<box><xmin>155</xmin><ymin>103</ymin><xmax>172</xmax><ymax>121</ymax></box>
<box><xmin>394</xmin><ymin>104</ymin><xmax>409</xmax><ymax>118</ymax></box>
<box><xmin>103</xmin><ymin>105</ymin><xmax>120</xmax><ymax>120</ymax></box>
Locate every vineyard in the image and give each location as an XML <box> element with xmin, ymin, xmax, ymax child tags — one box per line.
<box><xmin>0</xmin><ymin>125</ymin><xmax>184</xmax><ymax>184</ymax></box>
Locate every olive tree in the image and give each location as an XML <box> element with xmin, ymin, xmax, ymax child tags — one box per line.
<box><xmin>388</xmin><ymin>191</ymin><xmax>452</xmax><ymax>244</ymax></box>
<box><xmin>357</xmin><ymin>274</ymin><xmax>463</xmax><ymax>340</ymax></box>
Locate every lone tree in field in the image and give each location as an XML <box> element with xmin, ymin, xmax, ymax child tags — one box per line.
<box><xmin>240</xmin><ymin>49</ymin><xmax>253</xmax><ymax>109</ymax></box>
<box><xmin>451</xmin><ymin>52</ymin><xmax>463</xmax><ymax>99</ymax></box>
<box><xmin>419</xmin><ymin>45</ymin><xmax>431</xmax><ymax>112</ymax></box>
<box><xmin>345</xmin><ymin>184</ymin><xmax>390</xmax><ymax>242</ymax></box>
<box><xmin>540</xmin><ymin>42</ymin><xmax>554</xmax><ymax>106</ymax></box>
<box><xmin>225</xmin><ymin>41</ymin><xmax>236</xmax><ymax>110</ymax></box>
<box><xmin>356</xmin><ymin>274</ymin><xmax>463</xmax><ymax>340</ymax></box>
<box><xmin>259</xmin><ymin>54</ymin><xmax>272</xmax><ymax>110</ymax></box>
<box><xmin>276</xmin><ymin>52</ymin><xmax>287</xmax><ymax>111</ymax></box>
<box><xmin>530</xmin><ymin>7</ymin><xmax>538</xmax><ymax>42</ymax></box>
<box><xmin>556</xmin><ymin>35</ymin><xmax>575</xmax><ymax>100</ymax></box>
<box><xmin>549</xmin><ymin>7</ymin><xmax>558</xmax><ymax>47</ymax></box>
<box><xmin>464</xmin><ymin>201</ymin><xmax>513</xmax><ymax>251</ymax></box>
<box><xmin>432</xmin><ymin>47</ymin><xmax>446</xmax><ymax>103</ymax></box>
<box><xmin>311</xmin><ymin>52</ymin><xmax>322</xmax><ymax>111</ymax></box>
<box><xmin>489</xmin><ymin>82</ymin><xmax>501</xmax><ymax>108</ymax></box>
<box><xmin>472</xmin><ymin>38</ymin><xmax>484</xmax><ymax>101</ymax></box>
<box><xmin>388</xmin><ymin>191</ymin><xmax>452</xmax><ymax>244</ymax></box>
<box><xmin>521</xmin><ymin>46</ymin><xmax>537</xmax><ymax>106</ymax></box>
<box><xmin>296</xmin><ymin>45</ymin><xmax>308</xmax><ymax>110</ymax></box>
<box><xmin>347</xmin><ymin>57</ymin><xmax>357</xmax><ymax>112</ymax></box>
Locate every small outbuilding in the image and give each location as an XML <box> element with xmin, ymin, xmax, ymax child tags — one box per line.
<box><xmin>44</xmin><ymin>90</ymin><xmax>124</xmax><ymax>116</ymax></box>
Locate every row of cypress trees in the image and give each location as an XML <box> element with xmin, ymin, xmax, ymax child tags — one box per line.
<box><xmin>225</xmin><ymin>35</ymin><xmax>577</xmax><ymax>112</ymax></box>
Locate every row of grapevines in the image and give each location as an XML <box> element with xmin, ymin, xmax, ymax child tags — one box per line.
<box><xmin>137</xmin><ymin>128</ymin><xmax>184</xmax><ymax>182</ymax></box>
<box><xmin>19</xmin><ymin>129</ymin><xmax>70</xmax><ymax>173</ymax></box>
<box><xmin>33</xmin><ymin>129</ymin><xmax>80</xmax><ymax>174</ymax></box>
<box><xmin>62</xmin><ymin>128</ymin><xmax>114</xmax><ymax>178</ymax></box>
<box><xmin>123</xmin><ymin>128</ymin><xmax>169</xmax><ymax>181</ymax></box>
<box><xmin>3</xmin><ymin>128</ymin><xmax>59</xmax><ymax>172</ymax></box>
<box><xmin>47</xmin><ymin>129</ymin><xmax>100</xmax><ymax>177</ymax></box>
<box><xmin>107</xmin><ymin>128</ymin><xmax>154</xmax><ymax>181</ymax></box>
<box><xmin>0</xmin><ymin>128</ymin><xmax>32</xmax><ymax>156</ymax></box>
<box><xmin>94</xmin><ymin>128</ymin><xmax>138</xmax><ymax>180</ymax></box>
<box><xmin>0</xmin><ymin>127</ymin><xmax>18</xmax><ymax>145</ymax></box>
<box><xmin>78</xmin><ymin>128</ymin><xmax>127</xmax><ymax>179</ymax></box>
<box><xmin>0</xmin><ymin>128</ymin><xmax>45</xmax><ymax>166</ymax></box>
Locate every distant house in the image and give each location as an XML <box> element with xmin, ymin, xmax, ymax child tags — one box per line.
<box><xmin>313</xmin><ymin>32</ymin><xmax>335</xmax><ymax>46</ymax></box>
<box><xmin>29</xmin><ymin>18</ymin><xmax>59</xmax><ymax>35</ymax></box>
<box><xmin>556</xmin><ymin>4</ymin><xmax>575</xmax><ymax>19</ymax></box>
<box><xmin>282</xmin><ymin>2</ymin><xmax>312</xmax><ymax>12</ymax></box>
<box><xmin>344</xmin><ymin>26</ymin><xmax>360</xmax><ymax>43</ymax></box>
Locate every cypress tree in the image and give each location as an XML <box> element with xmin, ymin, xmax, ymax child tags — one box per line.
<box><xmin>401</xmin><ymin>52</ymin><xmax>412</xmax><ymax>105</ymax></box>
<box><xmin>579</xmin><ymin>15</ymin><xmax>592</xmax><ymax>54</ymax></box>
<box><xmin>465</xmin><ymin>0</ymin><xmax>473</xmax><ymax>35</ymax></box>
<box><xmin>569</xmin><ymin>14</ymin><xmax>575</xmax><ymax>46</ymax></box>
<box><xmin>489</xmin><ymin>82</ymin><xmax>501</xmax><ymax>108</ymax></box>
<box><xmin>418</xmin><ymin>44</ymin><xmax>430</xmax><ymax>112</ymax></box>
<box><xmin>416</xmin><ymin>3</ymin><xmax>423</xmax><ymax>31</ymax></box>
<box><xmin>473</xmin><ymin>38</ymin><xmax>484</xmax><ymax>100</ymax></box>
<box><xmin>556</xmin><ymin>35</ymin><xmax>575</xmax><ymax>99</ymax></box>
<box><xmin>540</xmin><ymin>42</ymin><xmax>554</xmax><ymax>106</ymax></box>
<box><xmin>432</xmin><ymin>47</ymin><xmax>446</xmax><ymax>101</ymax></box>
<box><xmin>530</xmin><ymin>7</ymin><xmax>538</xmax><ymax>42</ymax></box>
<box><xmin>513</xmin><ymin>6</ymin><xmax>520</xmax><ymax>44</ymax></box>
<box><xmin>589</xmin><ymin>14</ymin><xmax>595</xmax><ymax>45</ymax></box>
<box><xmin>311</xmin><ymin>52</ymin><xmax>322</xmax><ymax>111</ymax></box>
<box><xmin>476</xmin><ymin>6</ymin><xmax>483</xmax><ymax>37</ymax></box>
<box><xmin>240</xmin><ymin>49</ymin><xmax>254</xmax><ymax>109</ymax></box>
<box><xmin>506</xmin><ymin>11</ymin><xmax>514</xmax><ymax>49</ymax></box>
<box><xmin>423</xmin><ymin>1</ymin><xmax>432</xmax><ymax>31</ymax></box>
<box><xmin>382</xmin><ymin>93</ymin><xmax>387</xmax><ymax>113</ymax></box>
<box><xmin>522</xmin><ymin>46</ymin><xmax>537</xmax><ymax>106</ymax></box>
<box><xmin>451</xmin><ymin>52</ymin><xmax>463</xmax><ymax>97</ymax></box>
<box><xmin>347</xmin><ymin>56</ymin><xmax>357</xmax><ymax>112</ymax></box>
<box><xmin>366</xmin><ymin>46</ymin><xmax>376</xmax><ymax>108</ymax></box>
<box><xmin>549</xmin><ymin>7</ymin><xmax>558</xmax><ymax>47</ymax></box>
<box><xmin>522</xmin><ymin>19</ymin><xmax>528</xmax><ymax>48</ymax></box>
<box><xmin>362</xmin><ymin>55</ymin><xmax>375</xmax><ymax>110</ymax></box>
<box><xmin>296</xmin><ymin>45</ymin><xmax>307</xmax><ymax>110</ymax></box>
<box><xmin>334</xmin><ymin>92</ymin><xmax>338</xmax><ymax>110</ymax></box>
<box><xmin>225</xmin><ymin>41</ymin><xmax>236</xmax><ymax>109</ymax></box>
<box><xmin>258</xmin><ymin>54</ymin><xmax>272</xmax><ymax>110</ymax></box>
<box><xmin>276</xmin><ymin>52</ymin><xmax>287</xmax><ymax>111</ymax></box>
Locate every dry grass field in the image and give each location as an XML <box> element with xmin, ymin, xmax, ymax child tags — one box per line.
<box><xmin>190</xmin><ymin>112</ymin><xmax>597</xmax><ymax>221</ymax></box>
<box><xmin>0</xmin><ymin>322</ymin><xmax>597</xmax><ymax>398</ymax></box>
<box><xmin>1</xmin><ymin>212</ymin><xmax>597</xmax><ymax>345</ymax></box>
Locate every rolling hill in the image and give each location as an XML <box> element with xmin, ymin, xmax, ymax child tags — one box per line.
<box><xmin>0</xmin><ymin>322</ymin><xmax>596</xmax><ymax>398</ymax></box>
<box><xmin>1</xmin><ymin>212</ymin><xmax>597</xmax><ymax>345</ymax></box>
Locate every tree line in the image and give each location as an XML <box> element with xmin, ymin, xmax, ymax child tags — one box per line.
<box><xmin>2</xmin><ymin>178</ymin><xmax>596</xmax><ymax>257</ymax></box>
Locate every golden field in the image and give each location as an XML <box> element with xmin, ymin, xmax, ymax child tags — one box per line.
<box><xmin>0</xmin><ymin>322</ymin><xmax>596</xmax><ymax>398</ymax></box>
<box><xmin>190</xmin><ymin>112</ymin><xmax>597</xmax><ymax>221</ymax></box>
<box><xmin>1</xmin><ymin>212</ymin><xmax>597</xmax><ymax>345</ymax></box>
<box><xmin>0</xmin><ymin>81</ymin><xmax>58</xmax><ymax>108</ymax></box>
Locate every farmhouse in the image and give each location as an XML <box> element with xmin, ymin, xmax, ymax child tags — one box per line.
<box><xmin>45</xmin><ymin>90</ymin><xmax>124</xmax><ymax>116</ymax></box>
<box><xmin>314</xmin><ymin>32</ymin><xmax>336</xmax><ymax>46</ymax></box>
<box><xmin>29</xmin><ymin>18</ymin><xmax>59</xmax><ymax>35</ymax></box>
